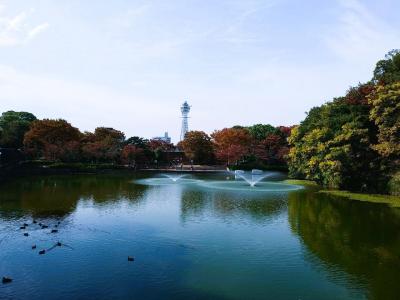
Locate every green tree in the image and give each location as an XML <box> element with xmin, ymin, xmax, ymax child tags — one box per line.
<box><xmin>373</xmin><ymin>49</ymin><xmax>400</xmax><ymax>85</ymax></box>
<box><xmin>288</xmin><ymin>85</ymin><xmax>382</xmax><ymax>191</ymax></box>
<box><xmin>369</xmin><ymin>82</ymin><xmax>400</xmax><ymax>194</ymax></box>
<box><xmin>0</xmin><ymin>111</ymin><xmax>36</xmax><ymax>148</ymax></box>
<box><xmin>369</xmin><ymin>82</ymin><xmax>400</xmax><ymax>161</ymax></box>
<box><xmin>247</xmin><ymin>124</ymin><xmax>278</xmax><ymax>141</ymax></box>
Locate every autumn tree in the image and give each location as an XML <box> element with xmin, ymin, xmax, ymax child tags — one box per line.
<box><xmin>0</xmin><ymin>111</ymin><xmax>36</xmax><ymax>148</ymax></box>
<box><xmin>81</xmin><ymin>127</ymin><xmax>125</xmax><ymax>163</ymax></box>
<box><xmin>121</xmin><ymin>145</ymin><xmax>144</xmax><ymax>167</ymax></box>
<box><xmin>211</xmin><ymin>128</ymin><xmax>251</xmax><ymax>165</ymax></box>
<box><xmin>148</xmin><ymin>139</ymin><xmax>174</xmax><ymax>162</ymax></box>
<box><xmin>179</xmin><ymin>131</ymin><xmax>214</xmax><ymax>164</ymax></box>
<box><xmin>23</xmin><ymin>119</ymin><xmax>82</xmax><ymax>161</ymax></box>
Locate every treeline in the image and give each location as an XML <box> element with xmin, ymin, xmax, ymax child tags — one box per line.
<box><xmin>1</xmin><ymin>50</ymin><xmax>398</xmax><ymax>194</ymax></box>
<box><xmin>0</xmin><ymin>115</ymin><xmax>175</xmax><ymax>167</ymax></box>
<box><xmin>288</xmin><ymin>50</ymin><xmax>400</xmax><ymax>195</ymax></box>
<box><xmin>178</xmin><ymin>125</ymin><xmax>291</xmax><ymax>169</ymax></box>
<box><xmin>0</xmin><ymin>111</ymin><xmax>290</xmax><ymax>169</ymax></box>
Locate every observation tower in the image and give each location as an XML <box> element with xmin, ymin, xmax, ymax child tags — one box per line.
<box><xmin>180</xmin><ymin>101</ymin><xmax>191</xmax><ymax>141</ymax></box>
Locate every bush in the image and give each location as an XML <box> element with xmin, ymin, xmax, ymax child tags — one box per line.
<box><xmin>388</xmin><ymin>172</ymin><xmax>400</xmax><ymax>196</ymax></box>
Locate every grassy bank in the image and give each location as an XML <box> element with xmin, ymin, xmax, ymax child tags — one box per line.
<box><xmin>319</xmin><ymin>190</ymin><xmax>400</xmax><ymax>208</ymax></box>
<box><xmin>284</xmin><ymin>179</ymin><xmax>400</xmax><ymax>207</ymax></box>
<box><xmin>283</xmin><ymin>179</ymin><xmax>320</xmax><ymax>187</ymax></box>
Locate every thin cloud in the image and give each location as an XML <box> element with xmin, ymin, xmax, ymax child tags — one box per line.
<box><xmin>28</xmin><ymin>22</ymin><xmax>49</xmax><ymax>39</ymax></box>
<box><xmin>0</xmin><ymin>7</ymin><xmax>48</xmax><ymax>47</ymax></box>
<box><xmin>325</xmin><ymin>0</ymin><xmax>400</xmax><ymax>63</ymax></box>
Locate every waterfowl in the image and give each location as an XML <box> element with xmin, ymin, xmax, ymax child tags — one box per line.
<box><xmin>41</xmin><ymin>225</ymin><xmax>48</xmax><ymax>229</ymax></box>
<box><xmin>54</xmin><ymin>224</ymin><xmax>58</xmax><ymax>228</ymax></box>
<box><xmin>39</xmin><ymin>250</ymin><xmax>46</xmax><ymax>255</ymax></box>
<box><xmin>2</xmin><ymin>277</ymin><xmax>12</xmax><ymax>284</ymax></box>
<box><xmin>23</xmin><ymin>223</ymin><xmax>29</xmax><ymax>227</ymax></box>
<box><xmin>32</xmin><ymin>245</ymin><xmax>37</xmax><ymax>249</ymax></box>
<box><xmin>128</xmin><ymin>256</ymin><xmax>135</xmax><ymax>262</ymax></box>
<box><xmin>23</xmin><ymin>233</ymin><xmax>29</xmax><ymax>237</ymax></box>
<box><xmin>20</xmin><ymin>226</ymin><xmax>26</xmax><ymax>230</ymax></box>
<box><xmin>38</xmin><ymin>222</ymin><xmax>42</xmax><ymax>226</ymax></box>
<box><xmin>51</xmin><ymin>229</ymin><xmax>58</xmax><ymax>233</ymax></box>
<box><xmin>56</xmin><ymin>242</ymin><xmax>62</xmax><ymax>247</ymax></box>
<box><xmin>33</xmin><ymin>220</ymin><xmax>37</xmax><ymax>224</ymax></box>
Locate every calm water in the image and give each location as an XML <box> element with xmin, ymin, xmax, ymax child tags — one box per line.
<box><xmin>0</xmin><ymin>173</ymin><xmax>399</xmax><ymax>300</ymax></box>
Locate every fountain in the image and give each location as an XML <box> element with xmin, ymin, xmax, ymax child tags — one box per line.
<box><xmin>162</xmin><ymin>174</ymin><xmax>187</xmax><ymax>182</ymax></box>
<box><xmin>234</xmin><ymin>170</ymin><xmax>273</xmax><ymax>187</ymax></box>
<box><xmin>135</xmin><ymin>171</ymin><xmax>303</xmax><ymax>192</ymax></box>
<box><xmin>135</xmin><ymin>174</ymin><xmax>200</xmax><ymax>186</ymax></box>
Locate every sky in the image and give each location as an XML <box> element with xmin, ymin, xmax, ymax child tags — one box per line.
<box><xmin>0</xmin><ymin>0</ymin><xmax>399</xmax><ymax>142</ymax></box>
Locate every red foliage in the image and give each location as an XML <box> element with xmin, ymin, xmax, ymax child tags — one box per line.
<box><xmin>23</xmin><ymin>119</ymin><xmax>82</xmax><ymax>161</ymax></box>
<box><xmin>211</xmin><ymin>128</ymin><xmax>251</xmax><ymax>165</ymax></box>
<box><xmin>345</xmin><ymin>84</ymin><xmax>376</xmax><ymax>105</ymax></box>
<box><xmin>121</xmin><ymin>145</ymin><xmax>144</xmax><ymax>165</ymax></box>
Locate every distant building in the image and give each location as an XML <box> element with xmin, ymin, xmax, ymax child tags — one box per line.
<box><xmin>152</xmin><ymin>132</ymin><xmax>171</xmax><ymax>143</ymax></box>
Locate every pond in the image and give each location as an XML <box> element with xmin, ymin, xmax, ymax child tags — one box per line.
<box><xmin>0</xmin><ymin>172</ymin><xmax>399</xmax><ymax>299</ymax></box>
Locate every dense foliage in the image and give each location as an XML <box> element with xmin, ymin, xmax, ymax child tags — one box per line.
<box><xmin>178</xmin><ymin>131</ymin><xmax>214</xmax><ymax>164</ymax></box>
<box><xmin>0</xmin><ymin>111</ymin><xmax>37</xmax><ymax>148</ymax></box>
<box><xmin>288</xmin><ymin>50</ymin><xmax>400</xmax><ymax>194</ymax></box>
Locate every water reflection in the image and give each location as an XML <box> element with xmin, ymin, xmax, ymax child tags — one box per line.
<box><xmin>1</xmin><ymin>173</ymin><xmax>400</xmax><ymax>299</ymax></box>
<box><xmin>180</xmin><ymin>189</ymin><xmax>287</xmax><ymax>224</ymax></box>
<box><xmin>0</xmin><ymin>174</ymin><xmax>148</xmax><ymax>219</ymax></box>
<box><xmin>288</xmin><ymin>191</ymin><xmax>400</xmax><ymax>299</ymax></box>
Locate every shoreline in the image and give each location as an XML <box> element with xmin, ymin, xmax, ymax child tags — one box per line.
<box><xmin>284</xmin><ymin>179</ymin><xmax>400</xmax><ymax>207</ymax></box>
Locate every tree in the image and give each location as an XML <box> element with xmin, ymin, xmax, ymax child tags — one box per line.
<box><xmin>368</xmin><ymin>82</ymin><xmax>400</xmax><ymax>180</ymax></box>
<box><xmin>148</xmin><ymin>139</ymin><xmax>174</xmax><ymax>162</ymax></box>
<box><xmin>179</xmin><ymin>131</ymin><xmax>214</xmax><ymax>164</ymax></box>
<box><xmin>81</xmin><ymin>127</ymin><xmax>125</xmax><ymax>163</ymax></box>
<box><xmin>287</xmin><ymin>86</ymin><xmax>382</xmax><ymax>191</ymax></box>
<box><xmin>0</xmin><ymin>111</ymin><xmax>36</xmax><ymax>148</ymax></box>
<box><xmin>247</xmin><ymin>124</ymin><xmax>278</xmax><ymax>141</ymax></box>
<box><xmin>373</xmin><ymin>49</ymin><xmax>400</xmax><ymax>85</ymax></box>
<box><xmin>211</xmin><ymin>128</ymin><xmax>251</xmax><ymax>165</ymax></box>
<box><xmin>258</xmin><ymin>133</ymin><xmax>288</xmax><ymax>164</ymax></box>
<box><xmin>125</xmin><ymin>136</ymin><xmax>152</xmax><ymax>161</ymax></box>
<box><xmin>23</xmin><ymin>119</ymin><xmax>82</xmax><ymax>161</ymax></box>
<box><xmin>369</xmin><ymin>82</ymin><xmax>400</xmax><ymax>159</ymax></box>
<box><xmin>121</xmin><ymin>145</ymin><xmax>144</xmax><ymax>167</ymax></box>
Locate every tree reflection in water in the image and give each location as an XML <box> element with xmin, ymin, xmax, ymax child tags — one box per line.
<box><xmin>288</xmin><ymin>190</ymin><xmax>400</xmax><ymax>300</ymax></box>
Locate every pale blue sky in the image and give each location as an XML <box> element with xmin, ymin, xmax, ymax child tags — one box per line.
<box><xmin>0</xmin><ymin>0</ymin><xmax>399</xmax><ymax>142</ymax></box>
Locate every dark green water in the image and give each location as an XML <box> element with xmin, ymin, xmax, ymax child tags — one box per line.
<box><xmin>0</xmin><ymin>173</ymin><xmax>399</xmax><ymax>300</ymax></box>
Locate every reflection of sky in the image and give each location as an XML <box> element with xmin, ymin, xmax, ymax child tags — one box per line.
<box><xmin>0</xmin><ymin>174</ymin><xmax>388</xmax><ymax>299</ymax></box>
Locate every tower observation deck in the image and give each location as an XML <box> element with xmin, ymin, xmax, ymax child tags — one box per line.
<box><xmin>180</xmin><ymin>101</ymin><xmax>191</xmax><ymax>141</ymax></box>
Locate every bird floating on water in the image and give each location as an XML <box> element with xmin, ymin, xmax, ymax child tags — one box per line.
<box><xmin>2</xmin><ymin>277</ymin><xmax>12</xmax><ymax>284</ymax></box>
<box><xmin>128</xmin><ymin>256</ymin><xmax>135</xmax><ymax>262</ymax></box>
